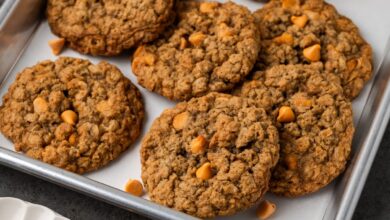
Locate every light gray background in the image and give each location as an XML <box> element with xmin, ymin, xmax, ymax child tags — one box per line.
<box><xmin>0</xmin><ymin>0</ymin><xmax>388</xmax><ymax>219</ymax></box>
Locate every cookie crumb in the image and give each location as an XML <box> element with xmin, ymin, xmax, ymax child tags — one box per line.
<box><xmin>125</xmin><ymin>179</ymin><xmax>144</xmax><ymax>197</ymax></box>
<box><xmin>48</xmin><ymin>38</ymin><xmax>65</xmax><ymax>55</ymax></box>
<box><xmin>257</xmin><ymin>200</ymin><xmax>276</xmax><ymax>220</ymax></box>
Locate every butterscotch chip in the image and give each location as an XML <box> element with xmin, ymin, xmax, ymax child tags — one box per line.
<box><xmin>291</xmin><ymin>15</ymin><xmax>308</xmax><ymax>28</ymax></box>
<box><xmin>188</xmin><ymin>32</ymin><xmax>206</xmax><ymax>47</ymax></box>
<box><xmin>199</xmin><ymin>2</ymin><xmax>218</xmax><ymax>14</ymax></box>
<box><xmin>124</xmin><ymin>179</ymin><xmax>144</xmax><ymax>197</ymax></box>
<box><xmin>33</xmin><ymin>97</ymin><xmax>49</xmax><ymax>113</ymax></box>
<box><xmin>0</xmin><ymin>57</ymin><xmax>144</xmax><ymax>174</ymax></box>
<box><xmin>172</xmin><ymin>112</ymin><xmax>190</xmax><ymax>130</ymax></box>
<box><xmin>141</xmin><ymin>93</ymin><xmax>279</xmax><ymax>218</ymax></box>
<box><xmin>131</xmin><ymin>53</ymin><xmax>156</xmax><ymax>73</ymax></box>
<box><xmin>46</xmin><ymin>0</ymin><xmax>175</xmax><ymax>56</ymax></box>
<box><xmin>237</xmin><ymin>64</ymin><xmax>354</xmax><ymax>197</ymax></box>
<box><xmin>132</xmin><ymin>1</ymin><xmax>260</xmax><ymax>101</ymax></box>
<box><xmin>303</xmin><ymin>44</ymin><xmax>321</xmax><ymax>62</ymax></box>
<box><xmin>277</xmin><ymin>106</ymin><xmax>295</xmax><ymax>123</ymax></box>
<box><xmin>257</xmin><ymin>200</ymin><xmax>276</xmax><ymax>220</ymax></box>
<box><xmin>131</xmin><ymin>57</ymin><xmax>143</xmax><ymax>73</ymax></box>
<box><xmin>254</xmin><ymin>0</ymin><xmax>373</xmax><ymax>99</ymax></box>
<box><xmin>48</xmin><ymin>38</ymin><xmax>65</xmax><ymax>56</ymax></box>
<box><xmin>273</xmin><ymin>33</ymin><xmax>294</xmax><ymax>45</ymax></box>
<box><xmin>217</xmin><ymin>23</ymin><xmax>234</xmax><ymax>39</ymax></box>
<box><xmin>134</xmin><ymin>45</ymin><xmax>145</xmax><ymax>58</ymax></box>
<box><xmin>190</xmin><ymin>135</ymin><xmax>207</xmax><ymax>154</ymax></box>
<box><xmin>196</xmin><ymin>162</ymin><xmax>212</xmax><ymax>180</ymax></box>
<box><xmin>61</xmin><ymin>110</ymin><xmax>78</xmax><ymax>125</ymax></box>
<box><xmin>144</xmin><ymin>54</ymin><xmax>156</xmax><ymax>66</ymax></box>
<box><xmin>179</xmin><ymin>37</ymin><xmax>187</xmax><ymax>50</ymax></box>
<box><xmin>68</xmin><ymin>133</ymin><xmax>77</xmax><ymax>145</ymax></box>
<box><xmin>282</xmin><ymin>0</ymin><xmax>299</xmax><ymax>9</ymax></box>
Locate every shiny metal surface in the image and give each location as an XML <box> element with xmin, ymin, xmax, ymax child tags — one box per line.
<box><xmin>331</xmin><ymin>38</ymin><xmax>390</xmax><ymax>220</ymax></box>
<box><xmin>0</xmin><ymin>0</ymin><xmax>43</xmax><ymax>84</ymax></box>
<box><xmin>0</xmin><ymin>147</ymin><xmax>197</xmax><ymax>220</ymax></box>
<box><xmin>0</xmin><ymin>0</ymin><xmax>389</xmax><ymax>220</ymax></box>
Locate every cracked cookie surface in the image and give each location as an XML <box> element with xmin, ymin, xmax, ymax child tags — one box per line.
<box><xmin>132</xmin><ymin>1</ymin><xmax>260</xmax><ymax>101</ymax></box>
<box><xmin>141</xmin><ymin>93</ymin><xmax>279</xmax><ymax>218</ymax></box>
<box><xmin>0</xmin><ymin>57</ymin><xmax>144</xmax><ymax>174</ymax></box>
<box><xmin>47</xmin><ymin>0</ymin><xmax>175</xmax><ymax>56</ymax></box>
<box><xmin>238</xmin><ymin>64</ymin><xmax>354</xmax><ymax>197</ymax></box>
<box><xmin>254</xmin><ymin>0</ymin><xmax>372</xmax><ymax>99</ymax></box>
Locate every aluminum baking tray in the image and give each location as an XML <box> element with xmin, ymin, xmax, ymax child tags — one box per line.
<box><xmin>0</xmin><ymin>0</ymin><xmax>389</xmax><ymax>219</ymax></box>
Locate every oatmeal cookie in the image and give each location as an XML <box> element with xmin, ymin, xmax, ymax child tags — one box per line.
<box><xmin>0</xmin><ymin>57</ymin><xmax>144</xmax><ymax>174</ymax></box>
<box><xmin>46</xmin><ymin>0</ymin><xmax>175</xmax><ymax>56</ymax></box>
<box><xmin>238</xmin><ymin>64</ymin><xmax>354</xmax><ymax>197</ymax></box>
<box><xmin>254</xmin><ymin>0</ymin><xmax>372</xmax><ymax>99</ymax></box>
<box><xmin>141</xmin><ymin>93</ymin><xmax>279</xmax><ymax>218</ymax></box>
<box><xmin>132</xmin><ymin>1</ymin><xmax>260</xmax><ymax>101</ymax></box>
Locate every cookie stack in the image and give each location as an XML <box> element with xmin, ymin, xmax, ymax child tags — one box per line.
<box><xmin>0</xmin><ymin>0</ymin><xmax>373</xmax><ymax>219</ymax></box>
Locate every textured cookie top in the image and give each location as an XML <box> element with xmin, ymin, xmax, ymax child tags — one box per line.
<box><xmin>238</xmin><ymin>64</ymin><xmax>354</xmax><ymax>197</ymax></box>
<box><xmin>141</xmin><ymin>93</ymin><xmax>279</xmax><ymax>218</ymax></box>
<box><xmin>132</xmin><ymin>1</ymin><xmax>260</xmax><ymax>101</ymax></box>
<box><xmin>254</xmin><ymin>0</ymin><xmax>372</xmax><ymax>99</ymax></box>
<box><xmin>47</xmin><ymin>0</ymin><xmax>175</xmax><ymax>56</ymax></box>
<box><xmin>0</xmin><ymin>57</ymin><xmax>144</xmax><ymax>174</ymax></box>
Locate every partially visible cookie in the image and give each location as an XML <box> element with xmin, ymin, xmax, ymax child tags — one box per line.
<box><xmin>132</xmin><ymin>1</ymin><xmax>260</xmax><ymax>101</ymax></box>
<box><xmin>47</xmin><ymin>0</ymin><xmax>175</xmax><ymax>56</ymax></box>
<box><xmin>254</xmin><ymin>0</ymin><xmax>372</xmax><ymax>99</ymax></box>
<box><xmin>0</xmin><ymin>57</ymin><xmax>144</xmax><ymax>174</ymax></box>
<box><xmin>141</xmin><ymin>93</ymin><xmax>279</xmax><ymax>218</ymax></box>
<box><xmin>238</xmin><ymin>64</ymin><xmax>354</xmax><ymax>197</ymax></box>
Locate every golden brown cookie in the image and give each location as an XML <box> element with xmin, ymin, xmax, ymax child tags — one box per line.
<box><xmin>47</xmin><ymin>0</ymin><xmax>175</xmax><ymax>56</ymax></box>
<box><xmin>132</xmin><ymin>1</ymin><xmax>260</xmax><ymax>101</ymax></box>
<box><xmin>141</xmin><ymin>93</ymin><xmax>279</xmax><ymax>217</ymax></box>
<box><xmin>238</xmin><ymin>64</ymin><xmax>354</xmax><ymax>197</ymax></box>
<box><xmin>0</xmin><ymin>57</ymin><xmax>144</xmax><ymax>174</ymax></box>
<box><xmin>254</xmin><ymin>0</ymin><xmax>372</xmax><ymax>99</ymax></box>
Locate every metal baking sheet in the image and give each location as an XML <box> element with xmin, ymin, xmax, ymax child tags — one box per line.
<box><xmin>0</xmin><ymin>0</ymin><xmax>390</xmax><ymax>219</ymax></box>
